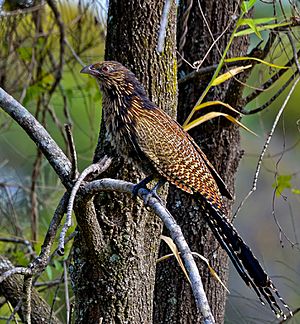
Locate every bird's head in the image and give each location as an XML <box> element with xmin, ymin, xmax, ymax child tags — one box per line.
<box><xmin>80</xmin><ymin>61</ymin><xmax>138</xmax><ymax>95</ymax></box>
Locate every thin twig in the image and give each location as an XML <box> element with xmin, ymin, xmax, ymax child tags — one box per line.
<box><xmin>0</xmin><ymin>237</ymin><xmax>36</xmax><ymax>258</ymax></box>
<box><xmin>233</xmin><ymin>75</ymin><xmax>300</xmax><ymax>219</ymax></box>
<box><xmin>241</xmin><ymin>71</ymin><xmax>297</xmax><ymax>115</ymax></box>
<box><xmin>242</xmin><ymin>42</ymin><xmax>300</xmax><ymax>111</ymax></box>
<box><xmin>63</xmin><ymin>261</ymin><xmax>70</xmax><ymax>324</ymax></box>
<box><xmin>287</xmin><ymin>31</ymin><xmax>300</xmax><ymax>73</ymax></box>
<box><xmin>0</xmin><ymin>194</ymin><xmax>68</xmax><ymax>285</ymax></box>
<box><xmin>6</xmin><ymin>299</ymin><xmax>22</xmax><ymax>324</ymax></box>
<box><xmin>46</xmin><ymin>0</ymin><xmax>65</xmax><ymax>97</ymax></box>
<box><xmin>177</xmin><ymin>0</ymin><xmax>193</xmax><ymax>67</ymax></box>
<box><xmin>64</xmin><ymin>124</ymin><xmax>78</xmax><ymax>180</ymax></box>
<box><xmin>58</xmin><ymin>157</ymin><xmax>112</xmax><ymax>255</ymax></box>
<box><xmin>64</xmin><ymin>39</ymin><xmax>85</xmax><ymax>67</ymax></box>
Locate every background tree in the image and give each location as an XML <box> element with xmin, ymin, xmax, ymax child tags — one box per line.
<box><xmin>0</xmin><ymin>0</ymin><xmax>300</xmax><ymax>323</ymax></box>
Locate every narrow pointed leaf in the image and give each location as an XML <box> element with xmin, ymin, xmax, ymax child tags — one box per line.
<box><xmin>211</xmin><ymin>65</ymin><xmax>252</xmax><ymax>86</ymax></box>
<box><xmin>241</xmin><ymin>0</ymin><xmax>257</xmax><ymax>14</ymax></box>
<box><xmin>160</xmin><ymin>235</ymin><xmax>191</xmax><ymax>283</ymax></box>
<box><xmin>193</xmin><ymin>100</ymin><xmax>242</xmax><ymax>115</ymax></box>
<box><xmin>158</xmin><ymin>250</ymin><xmax>229</xmax><ymax>292</ymax></box>
<box><xmin>192</xmin><ymin>252</ymin><xmax>230</xmax><ymax>293</ymax></box>
<box><xmin>225</xmin><ymin>56</ymin><xmax>289</xmax><ymax>69</ymax></box>
<box><xmin>183</xmin><ymin>111</ymin><xmax>257</xmax><ymax>136</ymax></box>
<box><xmin>239</xmin><ymin>17</ymin><xmax>276</xmax><ymax>25</ymax></box>
<box><xmin>235</xmin><ymin>21</ymin><xmax>292</xmax><ymax>37</ymax></box>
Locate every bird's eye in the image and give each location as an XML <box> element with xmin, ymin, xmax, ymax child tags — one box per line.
<box><xmin>101</xmin><ymin>66</ymin><xmax>111</xmax><ymax>73</ymax></box>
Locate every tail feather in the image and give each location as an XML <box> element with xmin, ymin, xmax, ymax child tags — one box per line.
<box><xmin>205</xmin><ymin>203</ymin><xmax>292</xmax><ymax>319</ymax></box>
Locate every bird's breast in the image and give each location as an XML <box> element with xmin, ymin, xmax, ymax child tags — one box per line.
<box><xmin>102</xmin><ymin>94</ymin><xmax>137</xmax><ymax>159</ymax></box>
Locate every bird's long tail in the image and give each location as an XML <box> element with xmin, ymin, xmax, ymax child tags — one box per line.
<box><xmin>205</xmin><ymin>203</ymin><xmax>292</xmax><ymax>319</ymax></box>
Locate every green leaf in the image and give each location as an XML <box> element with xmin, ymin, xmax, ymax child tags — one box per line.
<box><xmin>240</xmin><ymin>18</ymin><xmax>263</xmax><ymax>40</ymax></box>
<box><xmin>17</xmin><ymin>47</ymin><xmax>32</xmax><ymax>61</ymax></box>
<box><xmin>53</xmin><ymin>259</ymin><xmax>63</xmax><ymax>271</ymax></box>
<box><xmin>235</xmin><ymin>21</ymin><xmax>293</xmax><ymax>37</ymax></box>
<box><xmin>183</xmin><ymin>111</ymin><xmax>257</xmax><ymax>136</ymax></box>
<box><xmin>46</xmin><ymin>265</ymin><xmax>53</xmax><ymax>280</ymax></box>
<box><xmin>241</xmin><ymin>0</ymin><xmax>257</xmax><ymax>14</ymax></box>
<box><xmin>239</xmin><ymin>17</ymin><xmax>276</xmax><ymax>25</ymax></box>
<box><xmin>211</xmin><ymin>65</ymin><xmax>252</xmax><ymax>86</ymax></box>
<box><xmin>272</xmin><ymin>175</ymin><xmax>292</xmax><ymax>196</ymax></box>
<box><xmin>225</xmin><ymin>56</ymin><xmax>289</xmax><ymax>70</ymax></box>
<box><xmin>291</xmin><ymin>188</ymin><xmax>300</xmax><ymax>195</ymax></box>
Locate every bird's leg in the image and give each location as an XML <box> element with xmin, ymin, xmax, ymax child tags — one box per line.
<box><xmin>149</xmin><ymin>179</ymin><xmax>166</xmax><ymax>200</ymax></box>
<box><xmin>132</xmin><ymin>175</ymin><xmax>154</xmax><ymax>198</ymax></box>
<box><xmin>143</xmin><ymin>178</ymin><xmax>167</xmax><ymax>205</ymax></box>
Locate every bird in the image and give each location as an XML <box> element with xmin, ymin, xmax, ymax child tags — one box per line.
<box><xmin>80</xmin><ymin>60</ymin><xmax>291</xmax><ymax>319</ymax></box>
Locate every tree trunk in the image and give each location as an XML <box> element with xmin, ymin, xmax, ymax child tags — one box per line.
<box><xmin>154</xmin><ymin>1</ymin><xmax>248</xmax><ymax>323</ymax></box>
<box><xmin>71</xmin><ymin>1</ymin><xmax>177</xmax><ymax>323</ymax></box>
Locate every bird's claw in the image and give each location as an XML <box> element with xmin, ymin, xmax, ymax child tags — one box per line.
<box><xmin>132</xmin><ymin>177</ymin><xmax>166</xmax><ymax>205</ymax></box>
<box><xmin>132</xmin><ymin>175</ymin><xmax>154</xmax><ymax>198</ymax></box>
<box><xmin>144</xmin><ymin>179</ymin><xmax>166</xmax><ymax>205</ymax></box>
<box><xmin>144</xmin><ymin>188</ymin><xmax>163</xmax><ymax>205</ymax></box>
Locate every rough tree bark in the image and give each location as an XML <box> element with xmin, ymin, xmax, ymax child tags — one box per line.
<box><xmin>71</xmin><ymin>1</ymin><xmax>177</xmax><ymax>323</ymax></box>
<box><xmin>154</xmin><ymin>1</ymin><xmax>248</xmax><ymax>323</ymax></box>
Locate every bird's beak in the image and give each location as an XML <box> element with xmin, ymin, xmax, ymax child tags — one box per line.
<box><xmin>80</xmin><ymin>64</ymin><xmax>99</xmax><ymax>77</ymax></box>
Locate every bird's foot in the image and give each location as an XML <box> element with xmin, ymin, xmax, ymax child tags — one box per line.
<box><xmin>144</xmin><ymin>179</ymin><xmax>166</xmax><ymax>205</ymax></box>
<box><xmin>132</xmin><ymin>175</ymin><xmax>154</xmax><ymax>198</ymax></box>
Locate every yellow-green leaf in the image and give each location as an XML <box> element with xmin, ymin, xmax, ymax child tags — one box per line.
<box><xmin>183</xmin><ymin>111</ymin><xmax>257</xmax><ymax>136</ymax></box>
<box><xmin>212</xmin><ymin>65</ymin><xmax>252</xmax><ymax>86</ymax></box>
<box><xmin>241</xmin><ymin>0</ymin><xmax>257</xmax><ymax>14</ymax></box>
<box><xmin>272</xmin><ymin>175</ymin><xmax>292</xmax><ymax>196</ymax></box>
<box><xmin>193</xmin><ymin>100</ymin><xmax>242</xmax><ymax>115</ymax></box>
<box><xmin>157</xmin><ymin>240</ymin><xmax>229</xmax><ymax>292</ymax></box>
<box><xmin>159</xmin><ymin>235</ymin><xmax>191</xmax><ymax>284</ymax></box>
<box><xmin>292</xmin><ymin>188</ymin><xmax>300</xmax><ymax>195</ymax></box>
<box><xmin>192</xmin><ymin>252</ymin><xmax>229</xmax><ymax>293</ymax></box>
<box><xmin>239</xmin><ymin>17</ymin><xmax>276</xmax><ymax>25</ymax></box>
<box><xmin>225</xmin><ymin>56</ymin><xmax>289</xmax><ymax>70</ymax></box>
<box><xmin>239</xmin><ymin>18</ymin><xmax>263</xmax><ymax>39</ymax></box>
<box><xmin>235</xmin><ymin>21</ymin><xmax>292</xmax><ymax>37</ymax></box>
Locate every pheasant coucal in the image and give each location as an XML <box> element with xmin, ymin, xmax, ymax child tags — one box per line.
<box><xmin>81</xmin><ymin>60</ymin><xmax>291</xmax><ymax>318</ymax></box>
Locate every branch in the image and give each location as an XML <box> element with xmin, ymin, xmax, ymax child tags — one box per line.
<box><xmin>0</xmin><ymin>88</ymin><xmax>72</xmax><ymax>188</ymax></box>
<box><xmin>46</xmin><ymin>0</ymin><xmax>65</xmax><ymax>97</ymax></box>
<box><xmin>234</xmin><ymin>75</ymin><xmax>300</xmax><ymax>219</ymax></box>
<box><xmin>58</xmin><ymin>158</ymin><xmax>112</xmax><ymax>255</ymax></box>
<box><xmin>0</xmin><ymin>255</ymin><xmax>62</xmax><ymax>324</ymax></box>
<box><xmin>83</xmin><ymin>178</ymin><xmax>215</xmax><ymax>324</ymax></box>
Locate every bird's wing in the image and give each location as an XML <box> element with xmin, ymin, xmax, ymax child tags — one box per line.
<box><xmin>133</xmin><ymin>107</ymin><xmax>225</xmax><ymax>209</ymax></box>
<box><xmin>185</xmin><ymin>132</ymin><xmax>233</xmax><ymax>200</ymax></box>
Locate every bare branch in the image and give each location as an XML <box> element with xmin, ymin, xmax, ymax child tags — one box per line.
<box><xmin>46</xmin><ymin>0</ymin><xmax>65</xmax><ymax>97</ymax></box>
<box><xmin>234</xmin><ymin>75</ymin><xmax>300</xmax><ymax>219</ymax></box>
<box><xmin>58</xmin><ymin>158</ymin><xmax>112</xmax><ymax>255</ymax></box>
<box><xmin>0</xmin><ymin>237</ymin><xmax>36</xmax><ymax>258</ymax></box>
<box><xmin>64</xmin><ymin>124</ymin><xmax>78</xmax><ymax>181</ymax></box>
<box><xmin>0</xmin><ymin>256</ymin><xmax>62</xmax><ymax>324</ymax></box>
<box><xmin>63</xmin><ymin>261</ymin><xmax>70</xmax><ymax>324</ymax></box>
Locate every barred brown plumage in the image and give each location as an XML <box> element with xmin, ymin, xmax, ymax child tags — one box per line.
<box><xmin>81</xmin><ymin>60</ymin><xmax>292</xmax><ymax>319</ymax></box>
